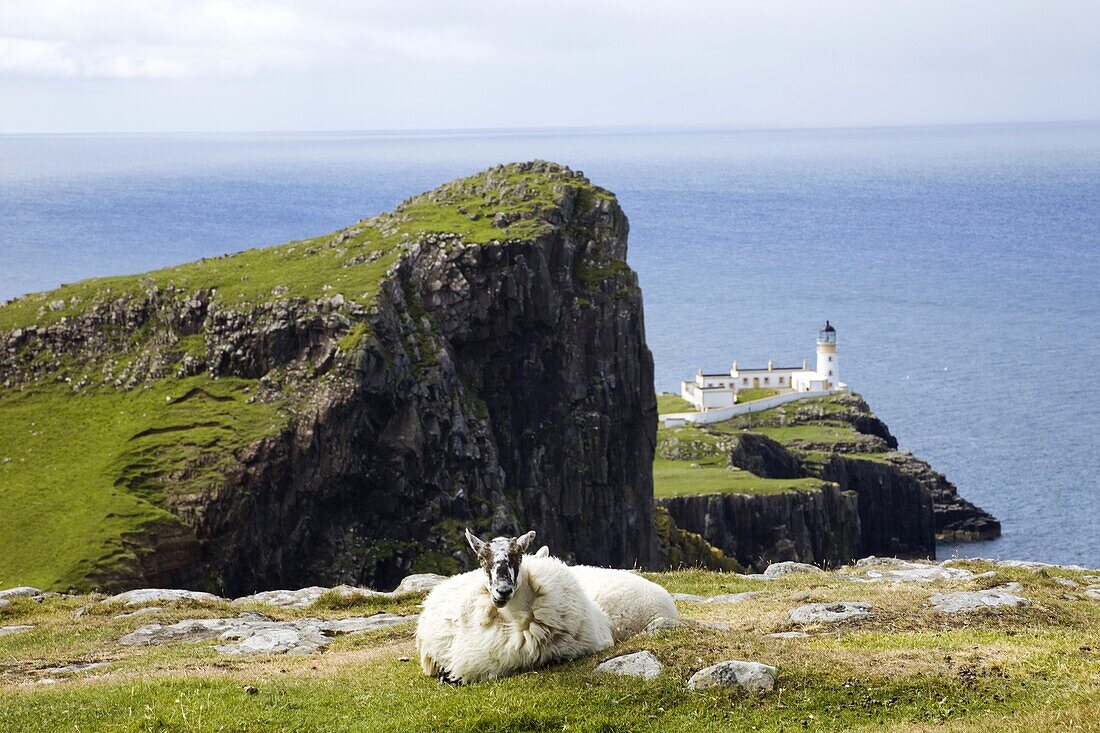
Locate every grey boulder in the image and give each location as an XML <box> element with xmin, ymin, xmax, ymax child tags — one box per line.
<box><xmin>119</xmin><ymin>613</ymin><xmax>414</xmax><ymax>655</ymax></box>
<box><xmin>789</xmin><ymin>601</ymin><xmax>873</xmax><ymax>624</ymax></box>
<box><xmin>930</xmin><ymin>583</ymin><xmax>1029</xmax><ymax>614</ymax></box>
<box><xmin>105</xmin><ymin>589</ymin><xmax>225</xmax><ymax>607</ymax></box>
<box><xmin>0</xmin><ymin>625</ymin><xmax>34</xmax><ymax>637</ymax></box>
<box><xmin>0</xmin><ymin>587</ymin><xmax>43</xmax><ymax>601</ymax></box>
<box><xmin>763</xmin><ymin>562</ymin><xmax>825</xmax><ymax>579</ymax></box>
<box><xmin>672</xmin><ymin>591</ymin><xmax>761</xmax><ymax>604</ymax></box>
<box><xmin>688</xmin><ymin>660</ymin><xmax>778</xmax><ymax>693</ymax></box>
<box><xmin>597</xmin><ymin>651</ymin><xmax>663</xmax><ymax>680</ymax></box>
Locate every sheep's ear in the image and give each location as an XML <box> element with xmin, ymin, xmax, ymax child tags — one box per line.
<box><xmin>464</xmin><ymin>528</ymin><xmax>486</xmax><ymax>556</ymax></box>
<box><xmin>515</xmin><ymin>530</ymin><xmax>536</xmax><ymax>553</ymax></box>
<box><xmin>534</xmin><ymin>545</ymin><xmax>549</xmax><ymax>558</ymax></box>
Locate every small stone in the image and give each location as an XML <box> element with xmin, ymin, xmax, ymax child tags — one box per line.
<box><xmin>789</xmin><ymin>601</ymin><xmax>873</xmax><ymax>624</ymax></box>
<box><xmin>763</xmin><ymin>562</ymin><xmax>825</xmax><ymax>579</ymax></box>
<box><xmin>930</xmin><ymin>583</ymin><xmax>1029</xmax><ymax>614</ymax></box>
<box><xmin>597</xmin><ymin>651</ymin><xmax>663</xmax><ymax>680</ymax></box>
<box><xmin>688</xmin><ymin>660</ymin><xmax>778</xmax><ymax>693</ymax></box>
<box><xmin>0</xmin><ymin>587</ymin><xmax>43</xmax><ymax>601</ymax></box>
<box><xmin>644</xmin><ymin>617</ymin><xmax>681</xmax><ymax>634</ymax></box>
<box><xmin>1053</xmin><ymin>577</ymin><xmax>1079</xmax><ymax>588</ymax></box>
<box><xmin>1083</xmin><ymin>587</ymin><xmax>1100</xmax><ymax>601</ymax></box>
<box><xmin>769</xmin><ymin>631</ymin><xmax>810</xmax><ymax>639</ymax></box>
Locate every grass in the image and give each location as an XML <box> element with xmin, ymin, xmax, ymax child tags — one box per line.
<box><xmin>0</xmin><ymin>376</ymin><xmax>284</xmax><ymax>591</ymax></box>
<box><xmin>656</xmin><ymin>393</ymin><xmax>695</xmax><ymax>414</ymax></box>
<box><xmin>735</xmin><ymin>388</ymin><xmax>780</xmax><ymax>403</ymax></box>
<box><xmin>1</xmin><ymin>562</ymin><xmax>1098</xmax><ymax>731</ymax></box>
<box><xmin>653</xmin><ymin>457</ymin><xmax>824</xmax><ymax>498</ymax></box>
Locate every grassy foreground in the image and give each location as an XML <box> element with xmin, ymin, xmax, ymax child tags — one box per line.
<box><xmin>1</xmin><ymin>561</ymin><xmax>1098</xmax><ymax>732</ymax></box>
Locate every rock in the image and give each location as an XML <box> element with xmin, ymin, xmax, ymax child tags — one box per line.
<box><xmin>0</xmin><ymin>600</ymin><xmax>8</xmax><ymax>609</ymax></box>
<box><xmin>597</xmin><ymin>651</ymin><xmax>663</xmax><ymax>680</ymax></box>
<box><xmin>764</xmin><ymin>562</ymin><xmax>825</xmax><ymax>579</ymax></box>
<box><xmin>789</xmin><ymin>601</ymin><xmax>873</xmax><ymax>624</ymax></box>
<box><xmin>687</xmin><ymin>660</ymin><xmax>778</xmax><ymax>693</ymax></box>
<box><xmin>0</xmin><ymin>625</ymin><xmax>34</xmax><ymax>637</ymax></box>
<box><xmin>114</xmin><ymin>607</ymin><xmax>165</xmax><ymax>619</ymax></box>
<box><xmin>644</xmin><ymin>617</ymin><xmax>682</xmax><ymax>634</ymax></box>
<box><xmin>995</xmin><ymin>560</ymin><xmax>1089</xmax><ymax>572</ymax></box>
<box><xmin>1083</xmin><ymin>587</ymin><xmax>1100</xmax><ymax>601</ymax></box>
<box><xmin>930</xmin><ymin>583</ymin><xmax>1029</xmax><ymax>614</ymax></box>
<box><xmin>105</xmin><ymin>589</ymin><xmax>225</xmax><ymax>607</ymax></box>
<box><xmin>41</xmin><ymin>662</ymin><xmax>111</xmax><ymax>675</ymax></box>
<box><xmin>233</xmin><ymin>587</ymin><xmax>340</xmax><ymax>609</ymax></box>
<box><xmin>846</xmin><ymin>558</ymin><xmax>973</xmax><ymax>583</ymax></box>
<box><xmin>0</xmin><ymin>586</ymin><xmax>43</xmax><ymax>601</ymax></box>
<box><xmin>769</xmin><ymin>631</ymin><xmax>810</xmax><ymax>639</ymax></box>
<box><xmin>1053</xmin><ymin>577</ymin><xmax>1079</xmax><ymax>588</ymax></box>
<box><xmin>120</xmin><ymin>613</ymin><xmax>415</xmax><ymax>655</ymax></box>
<box><xmin>673</xmin><ymin>591</ymin><xmax>761</xmax><ymax>604</ymax></box>
<box><xmin>392</xmin><ymin>574</ymin><xmax>447</xmax><ymax>595</ymax></box>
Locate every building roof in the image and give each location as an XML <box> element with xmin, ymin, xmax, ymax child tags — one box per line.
<box><xmin>733</xmin><ymin>366</ymin><xmax>802</xmax><ymax>373</ymax></box>
<box><xmin>822</xmin><ymin>320</ymin><xmax>836</xmax><ymax>333</ymax></box>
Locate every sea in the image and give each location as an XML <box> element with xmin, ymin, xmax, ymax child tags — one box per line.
<box><xmin>1</xmin><ymin>123</ymin><xmax>1098</xmax><ymax>568</ymax></box>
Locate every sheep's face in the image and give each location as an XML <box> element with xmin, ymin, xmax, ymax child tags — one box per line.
<box><xmin>465</xmin><ymin>529</ymin><xmax>536</xmax><ymax>607</ymax></box>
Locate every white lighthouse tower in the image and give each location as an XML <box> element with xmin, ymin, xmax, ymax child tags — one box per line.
<box><xmin>816</xmin><ymin>320</ymin><xmax>838</xmax><ymax>388</ymax></box>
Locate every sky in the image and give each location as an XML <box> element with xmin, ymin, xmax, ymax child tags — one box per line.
<box><xmin>1</xmin><ymin>0</ymin><xmax>1098</xmax><ymax>133</ymax></box>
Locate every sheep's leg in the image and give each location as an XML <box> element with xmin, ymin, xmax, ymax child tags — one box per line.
<box><xmin>438</xmin><ymin>670</ymin><xmax>461</xmax><ymax>685</ymax></box>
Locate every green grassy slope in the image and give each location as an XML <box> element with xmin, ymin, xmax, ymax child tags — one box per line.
<box><xmin>1</xmin><ymin>562</ymin><xmax>1097</xmax><ymax>731</ymax></box>
<box><xmin>0</xmin><ymin>162</ymin><xmax>611</xmax><ymax>591</ymax></box>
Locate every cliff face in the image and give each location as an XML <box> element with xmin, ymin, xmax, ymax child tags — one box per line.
<box><xmin>0</xmin><ymin>162</ymin><xmax>657</xmax><ymax>593</ymax></box>
<box><xmin>655</xmin><ymin>393</ymin><xmax>997</xmax><ymax>571</ymax></box>
<box><xmin>659</xmin><ymin>484</ymin><xmax>860</xmax><ymax>571</ymax></box>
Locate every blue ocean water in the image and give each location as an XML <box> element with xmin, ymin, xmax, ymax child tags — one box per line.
<box><xmin>1</xmin><ymin>124</ymin><xmax>1098</xmax><ymax>567</ymax></box>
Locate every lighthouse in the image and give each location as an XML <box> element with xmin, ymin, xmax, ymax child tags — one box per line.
<box><xmin>816</xmin><ymin>320</ymin><xmax>838</xmax><ymax>388</ymax></box>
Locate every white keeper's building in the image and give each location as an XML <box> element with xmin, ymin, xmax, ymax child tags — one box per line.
<box><xmin>680</xmin><ymin>321</ymin><xmax>847</xmax><ymax>411</ymax></box>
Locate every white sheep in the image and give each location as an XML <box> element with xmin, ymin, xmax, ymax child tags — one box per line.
<box><xmin>415</xmin><ymin>530</ymin><xmax>614</xmax><ymax>684</ymax></box>
<box><xmin>568</xmin><ymin>565</ymin><xmax>678</xmax><ymax>642</ymax></box>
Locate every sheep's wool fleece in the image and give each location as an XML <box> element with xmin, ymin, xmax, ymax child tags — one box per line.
<box><xmin>569</xmin><ymin>565</ymin><xmax>679</xmax><ymax>642</ymax></box>
<box><xmin>416</xmin><ymin>556</ymin><xmax>614</xmax><ymax>683</ymax></box>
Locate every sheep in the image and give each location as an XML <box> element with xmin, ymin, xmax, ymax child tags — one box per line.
<box><xmin>415</xmin><ymin>530</ymin><xmax>614</xmax><ymax>684</ymax></box>
<box><xmin>568</xmin><ymin>565</ymin><xmax>679</xmax><ymax>642</ymax></box>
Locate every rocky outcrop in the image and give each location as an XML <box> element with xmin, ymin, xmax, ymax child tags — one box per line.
<box><xmin>881</xmin><ymin>452</ymin><xmax>1001</xmax><ymax>542</ymax></box>
<box><xmin>727</xmin><ymin>433</ymin><xmax>803</xmax><ymax>479</ymax></box>
<box><xmin>659</xmin><ymin>483</ymin><xmax>861</xmax><ymax>572</ymax></box>
<box><xmin>657</xmin><ymin>391</ymin><xmax>996</xmax><ymax>571</ymax></box>
<box><xmin>818</xmin><ymin>456</ymin><xmax>935</xmax><ymax>559</ymax></box>
<box><xmin>0</xmin><ymin>162</ymin><xmax>658</xmax><ymax>594</ymax></box>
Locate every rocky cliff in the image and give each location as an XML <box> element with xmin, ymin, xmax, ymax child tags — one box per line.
<box><xmin>655</xmin><ymin>393</ymin><xmax>999</xmax><ymax>571</ymax></box>
<box><xmin>0</xmin><ymin>162</ymin><xmax>657</xmax><ymax>594</ymax></box>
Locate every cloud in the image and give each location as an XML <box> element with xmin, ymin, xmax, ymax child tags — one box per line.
<box><xmin>0</xmin><ymin>0</ymin><xmax>495</xmax><ymax>80</ymax></box>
